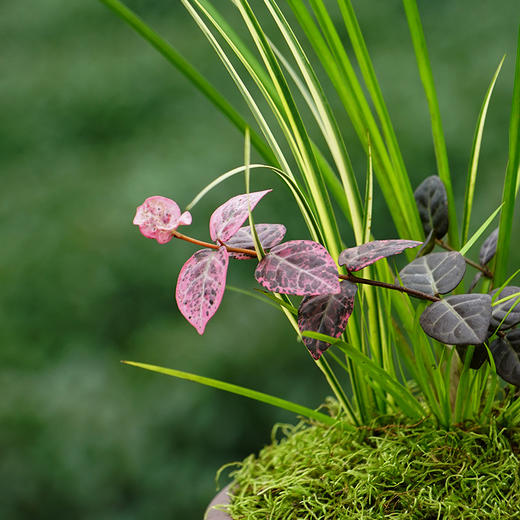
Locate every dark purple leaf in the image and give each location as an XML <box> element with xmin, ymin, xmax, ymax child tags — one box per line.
<box><xmin>176</xmin><ymin>247</ymin><xmax>229</xmax><ymax>335</ymax></box>
<box><xmin>398</xmin><ymin>251</ymin><xmax>466</xmax><ymax>295</ymax></box>
<box><xmin>417</xmin><ymin>229</ymin><xmax>435</xmax><ymax>256</ymax></box>
<box><xmin>479</xmin><ymin>227</ymin><xmax>499</xmax><ymax>266</ymax></box>
<box><xmin>457</xmin><ymin>343</ymin><xmax>489</xmax><ymax>370</ymax></box>
<box><xmin>226</xmin><ymin>224</ymin><xmax>286</xmax><ymax>259</ymax></box>
<box><xmin>420</xmin><ymin>294</ymin><xmax>492</xmax><ymax>345</ymax></box>
<box><xmin>255</xmin><ymin>240</ymin><xmax>340</xmax><ymax>296</ymax></box>
<box><xmin>490</xmin><ymin>286</ymin><xmax>520</xmax><ymax>330</ymax></box>
<box><xmin>338</xmin><ymin>239</ymin><xmax>421</xmax><ymax>272</ymax></box>
<box><xmin>461</xmin><ymin>328</ymin><xmax>520</xmax><ymax>371</ymax></box>
<box><xmin>209</xmin><ymin>190</ymin><xmax>271</xmax><ymax>242</ymax></box>
<box><xmin>298</xmin><ymin>281</ymin><xmax>358</xmax><ymax>359</ymax></box>
<box><xmin>489</xmin><ymin>336</ymin><xmax>520</xmax><ymax>386</ymax></box>
<box><xmin>469</xmin><ymin>344</ymin><xmax>489</xmax><ymax>370</ymax></box>
<box><xmin>505</xmin><ymin>328</ymin><xmax>520</xmax><ymax>352</ymax></box>
<box><xmin>414</xmin><ymin>176</ymin><xmax>449</xmax><ymax>239</ymax></box>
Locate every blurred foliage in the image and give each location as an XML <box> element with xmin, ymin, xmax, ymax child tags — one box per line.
<box><xmin>1</xmin><ymin>0</ymin><xmax>518</xmax><ymax>518</ymax></box>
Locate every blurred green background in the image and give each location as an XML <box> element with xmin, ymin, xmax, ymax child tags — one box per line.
<box><xmin>1</xmin><ymin>1</ymin><xmax>518</xmax><ymax>518</ymax></box>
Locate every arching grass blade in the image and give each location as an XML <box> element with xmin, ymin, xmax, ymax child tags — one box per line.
<box><xmin>460</xmin><ymin>204</ymin><xmax>503</xmax><ymax>256</ymax></box>
<box><xmin>495</xmin><ymin>26</ymin><xmax>520</xmax><ymax>285</ymax></box>
<box><xmin>122</xmin><ymin>361</ymin><xmax>337</xmax><ymax>426</ymax></box>
<box><xmin>462</xmin><ymin>57</ymin><xmax>505</xmax><ymax>244</ymax></box>
<box><xmin>402</xmin><ymin>0</ymin><xmax>458</xmax><ymax>248</ymax></box>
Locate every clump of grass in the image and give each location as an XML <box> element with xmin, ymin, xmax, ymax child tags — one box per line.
<box><xmin>223</xmin><ymin>407</ymin><xmax>520</xmax><ymax>519</ymax></box>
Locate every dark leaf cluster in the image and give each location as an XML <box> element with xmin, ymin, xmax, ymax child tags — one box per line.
<box><xmin>409</xmin><ymin>176</ymin><xmax>519</xmax><ymax>387</ymax></box>
<box><xmin>294</xmin><ymin>176</ymin><xmax>518</xmax><ymax>390</ymax></box>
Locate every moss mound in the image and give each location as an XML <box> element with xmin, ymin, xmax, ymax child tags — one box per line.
<box><xmin>223</xmin><ymin>413</ymin><xmax>520</xmax><ymax>519</ymax></box>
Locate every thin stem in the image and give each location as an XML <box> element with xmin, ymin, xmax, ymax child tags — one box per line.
<box><xmin>171</xmin><ymin>230</ymin><xmax>258</xmax><ymax>257</ymax></box>
<box><xmin>436</xmin><ymin>239</ymin><xmax>493</xmax><ymax>278</ymax></box>
<box><xmin>340</xmin><ymin>273</ymin><xmax>440</xmax><ymax>303</ymax></box>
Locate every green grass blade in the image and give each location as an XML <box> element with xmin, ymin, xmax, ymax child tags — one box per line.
<box><xmin>122</xmin><ymin>361</ymin><xmax>336</xmax><ymax>426</ymax></box>
<box><xmin>303</xmin><ymin>332</ymin><xmax>425</xmax><ymax>420</ymax></box>
<box><xmin>312</xmin><ymin>149</ymin><xmax>350</xmax><ymax>223</ymax></box>
<box><xmin>495</xmin><ymin>26</ymin><xmax>520</xmax><ymax>285</ymax></box>
<box><xmin>244</xmin><ymin>128</ymin><xmax>265</xmax><ymax>260</ymax></box>
<box><xmin>189</xmin><ymin>0</ymin><xmax>354</xmax><ymax>227</ymax></box>
<box><xmin>263</xmin><ymin>0</ymin><xmax>364</xmax><ymax>242</ymax></box>
<box><xmin>288</xmin><ymin>0</ymin><xmax>422</xmax><ymax>241</ymax></box>
<box><xmin>270</xmin><ymin>40</ymin><xmax>363</xmax><ymax>225</ymax></box>
<box><xmin>438</xmin><ymin>346</ymin><xmax>453</xmax><ymax>426</ymax></box>
<box><xmin>316</xmin><ymin>357</ymin><xmax>360</xmax><ymax>425</ymax></box>
<box><xmin>391</xmin><ymin>292</ymin><xmax>445</xmax><ymax>422</ymax></box>
<box><xmin>491</xmin><ymin>269</ymin><xmax>520</xmax><ymax>301</ymax></box>
<box><xmin>194</xmin><ymin>0</ymin><xmax>277</xmax><ymax>102</ymax></box>
<box><xmin>482</xmin><ymin>371</ymin><xmax>500</xmax><ymax>421</ymax></box>
<box><xmin>492</xmin><ymin>291</ymin><xmax>520</xmax><ymax>307</ymax></box>
<box><xmin>460</xmin><ymin>204</ymin><xmax>503</xmax><ymax>256</ymax></box>
<box><xmin>97</xmin><ymin>0</ymin><xmax>276</xmax><ymax>166</ymax></box>
<box><xmin>182</xmin><ymin>0</ymin><xmax>325</xmax><ymax>238</ymax></box>
<box><xmin>270</xmin><ymin>42</ymin><xmax>360</xmax><ymax>235</ymax></box>
<box><xmin>375</xmin><ymin>276</ymin><xmax>396</xmax><ymax>379</ymax></box>
<box><xmin>182</xmin><ymin>0</ymin><xmax>295</xmax><ymax>177</ymax></box>
<box><xmin>402</xmin><ymin>0</ymin><xmax>458</xmax><ymax>248</ymax></box>
<box><xmin>460</xmin><ymin>368</ymin><xmax>481</xmax><ymax>422</ymax></box>
<box><xmin>186</xmin><ymin>164</ymin><xmax>262</xmax><ymax>211</ymax></box>
<box><xmin>185</xmin><ymin>162</ymin><xmax>320</xmax><ymax>241</ymax></box>
<box><xmin>501</xmin><ymin>386</ymin><xmax>520</xmax><ymax>426</ymax></box>
<box><xmin>226</xmin><ymin>285</ymin><xmax>292</xmax><ymax>312</ymax></box>
<box><xmin>235</xmin><ymin>0</ymin><xmax>342</xmax><ymax>259</ymax></box>
<box><xmin>461</xmin><ymin>57</ymin><xmax>505</xmax><ymax>244</ymax></box>
<box><xmin>335</xmin><ymin>0</ymin><xmax>415</xmax><ymax>208</ymax></box>
<box><xmin>189</xmin><ymin>0</ymin><xmax>337</xmax><ymax>250</ymax></box>
<box><xmin>362</xmin><ymin>140</ymin><xmax>374</xmax><ymax>244</ymax></box>
<box><xmin>278</xmin><ymin>301</ymin><xmax>359</xmax><ymax>424</ymax></box>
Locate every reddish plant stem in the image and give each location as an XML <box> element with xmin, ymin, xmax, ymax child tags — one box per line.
<box><xmin>436</xmin><ymin>238</ymin><xmax>493</xmax><ymax>278</ymax></box>
<box><xmin>171</xmin><ymin>230</ymin><xmax>258</xmax><ymax>257</ymax></box>
<box><xmin>340</xmin><ymin>273</ymin><xmax>440</xmax><ymax>302</ymax></box>
<box><xmin>172</xmin><ymin>230</ymin><xmax>440</xmax><ymax>302</ymax></box>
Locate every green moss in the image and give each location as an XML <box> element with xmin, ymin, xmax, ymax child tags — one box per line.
<box><xmin>223</xmin><ymin>407</ymin><xmax>520</xmax><ymax>519</ymax></box>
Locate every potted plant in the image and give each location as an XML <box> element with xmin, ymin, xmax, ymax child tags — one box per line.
<box><xmin>100</xmin><ymin>0</ymin><xmax>520</xmax><ymax>517</ymax></box>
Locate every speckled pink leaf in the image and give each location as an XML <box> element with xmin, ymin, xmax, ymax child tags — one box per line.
<box><xmin>176</xmin><ymin>247</ymin><xmax>229</xmax><ymax>335</ymax></box>
<box><xmin>255</xmin><ymin>240</ymin><xmax>340</xmax><ymax>295</ymax></box>
<box><xmin>338</xmin><ymin>239</ymin><xmax>422</xmax><ymax>272</ymax></box>
<box><xmin>298</xmin><ymin>281</ymin><xmax>358</xmax><ymax>359</ymax></box>
<box><xmin>226</xmin><ymin>223</ymin><xmax>286</xmax><ymax>259</ymax></box>
<box><xmin>133</xmin><ymin>196</ymin><xmax>191</xmax><ymax>244</ymax></box>
<box><xmin>209</xmin><ymin>190</ymin><xmax>271</xmax><ymax>242</ymax></box>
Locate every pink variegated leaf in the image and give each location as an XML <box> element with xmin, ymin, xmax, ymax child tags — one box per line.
<box><xmin>176</xmin><ymin>247</ymin><xmax>229</xmax><ymax>335</ymax></box>
<box><xmin>226</xmin><ymin>223</ymin><xmax>286</xmax><ymax>259</ymax></box>
<box><xmin>133</xmin><ymin>196</ymin><xmax>192</xmax><ymax>244</ymax></box>
<box><xmin>209</xmin><ymin>190</ymin><xmax>271</xmax><ymax>242</ymax></box>
<box><xmin>255</xmin><ymin>240</ymin><xmax>340</xmax><ymax>295</ymax></box>
<box><xmin>298</xmin><ymin>281</ymin><xmax>358</xmax><ymax>359</ymax></box>
<box><xmin>338</xmin><ymin>239</ymin><xmax>422</xmax><ymax>272</ymax></box>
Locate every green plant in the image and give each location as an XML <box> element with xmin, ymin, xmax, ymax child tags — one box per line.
<box><xmin>225</xmin><ymin>413</ymin><xmax>520</xmax><ymax>519</ymax></box>
<box><xmin>101</xmin><ymin>0</ymin><xmax>520</xmax><ymax>432</ymax></box>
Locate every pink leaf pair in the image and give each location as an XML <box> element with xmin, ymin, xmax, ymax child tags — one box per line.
<box><xmin>176</xmin><ymin>190</ymin><xmax>272</xmax><ymax>334</ymax></box>
<box><xmin>133</xmin><ymin>196</ymin><xmax>192</xmax><ymax>244</ymax></box>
